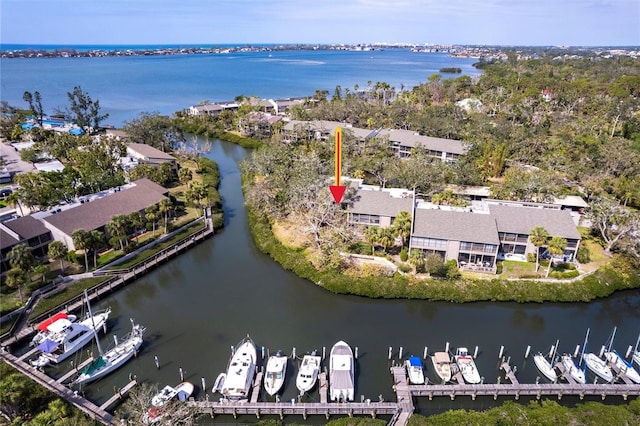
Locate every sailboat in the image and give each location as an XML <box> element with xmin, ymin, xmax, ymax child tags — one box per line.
<box><xmin>633</xmin><ymin>333</ymin><xmax>640</xmax><ymax>369</ymax></box>
<box><xmin>584</xmin><ymin>328</ymin><xmax>614</xmax><ymax>383</ymax></box>
<box><xmin>560</xmin><ymin>329</ymin><xmax>587</xmax><ymax>384</ymax></box>
<box><xmin>73</xmin><ymin>291</ymin><xmax>145</xmax><ymax>385</ymax></box>
<box><xmin>603</xmin><ymin>327</ymin><xmax>640</xmax><ymax>384</ymax></box>
<box><xmin>533</xmin><ymin>339</ymin><xmax>559</xmax><ymax>382</ymax></box>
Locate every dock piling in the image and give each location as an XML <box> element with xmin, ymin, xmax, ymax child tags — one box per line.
<box><xmin>292</xmin><ymin>347</ymin><xmax>296</xmax><ymax>358</ymax></box>
<box><xmin>525</xmin><ymin>345</ymin><xmax>531</xmax><ymax>359</ymax></box>
<box><xmin>355</xmin><ymin>347</ymin><xmax>358</xmax><ymax>359</ymax></box>
<box><xmin>154</xmin><ymin>355</ymin><xmax>159</xmax><ymax>369</ymax></box>
<box><xmin>388</xmin><ymin>347</ymin><xmax>393</xmax><ymax>360</ymax></box>
<box><xmin>498</xmin><ymin>345</ymin><xmax>504</xmax><ymax>359</ymax></box>
<box><xmin>473</xmin><ymin>346</ymin><xmax>479</xmax><ymax>359</ymax></box>
<box><xmin>445</xmin><ymin>342</ymin><xmax>450</xmax><ymax>353</ymax></box>
<box><xmin>201</xmin><ymin>377</ymin><xmax>206</xmax><ymax>393</ymax></box>
<box><xmin>625</xmin><ymin>345</ymin><xmax>632</xmax><ymax>359</ymax></box>
<box><xmin>179</xmin><ymin>367</ymin><xmax>184</xmax><ymax>382</ymax></box>
<box><xmin>398</xmin><ymin>347</ymin><xmax>403</xmax><ymax>360</ymax></box>
<box><xmin>574</xmin><ymin>345</ymin><xmax>581</xmax><ymax>358</ymax></box>
<box><xmin>423</xmin><ymin>347</ymin><xmax>428</xmax><ymax>359</ymax></box>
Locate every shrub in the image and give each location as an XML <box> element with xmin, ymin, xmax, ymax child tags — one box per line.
<box><xmin>66</xmin><ymin>250</ymin><xmax>80</xmax><ymax>265</ymax></box>
<box><xmin>577</xmin><ymin>246</ymin><xmax>591</xmax><ymax>263</ymax></box>
<box><xmin>446</xmin><ymin>260</ymin><xmax>461</xmax><ymax>279</ymax></box>
<box><xmin>527</xmin><ymin>253</ymin><xmax>536</xmax><ymax>263</ymax></box>
<box><xmin>398</xmin><ymin>263</ymin><xmax>412</xmax><ymax>273</ymax></box>
<box><xmin>399</xmin><ymin>247</ymin><xmax>408</xmax><ymax>262</ymax></box>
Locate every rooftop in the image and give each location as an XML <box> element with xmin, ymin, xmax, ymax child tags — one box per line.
<box><xmin>413</xmin><ymin>208</ymin><xmax>500</xmax><ymax>245</ymax></box>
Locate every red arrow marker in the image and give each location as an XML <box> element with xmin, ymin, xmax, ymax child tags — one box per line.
<box><xmin>329</xmin><ymin>127</ymin><xmax>346</xmax><ymax>203</ymax></box>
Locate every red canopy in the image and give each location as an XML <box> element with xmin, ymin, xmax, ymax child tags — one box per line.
<box><xmin>36</xmin><ymin>312</ymin><xmax>68</xmax><ymax>331</ymax></box>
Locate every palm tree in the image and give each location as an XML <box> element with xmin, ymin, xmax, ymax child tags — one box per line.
<box><xmin>71</xmin><ymin>229</ymin><xmax>90</xmax><ymax>272</ymax></box>
<box><xmin>409</xmin><ymin>249</ymin><xmax>425</xmax><ymax>272</ymax></box>
<box><xmin>546</xmin><ymin>236</ymin><xmax>568</xmax><ymax>277</ymax></box>
<box><xmin>378</xmin><ymin>227</ymin><xmax>396</xmax><ymax>252</ymax></box>
<box><xmin>159</xmin><ymin>199</ymin><xmax>173</xmax><ymax>234</ymax></box>
<box><xmin>364</xmin><ymin>226</ymin><xmax>380</xmax><ymax>255</ymax></box>
<box><xmin>5</xmin><ymin>191</ymin><xmax>23</xmax><ymax>216</ymax></box>
<box><xmin>393</xmin><ymin>211</ymin><xmax>412</xmax><ymax>247</ymax></box>
<box><xmin>128</xmin><ymin>211</ymin><xmax>144</xmax><ymax>242</ymax></box>
<box><xmin>145</xmin><ymin>205</ymin><xmax>159</xmax><ymax>236</ymax></box>
<box><xmin>33</xmin><ymin>264</ymin><xmax>49</xmax><ymax>283</ymax></box>
<box><xmin>107</xmin><ymin>215</ymin><xmax>129</xmax><ymax>251</ymax></box>
<box><xmin>48</xmin><ymin>241</ymin><xmax>68</xmax><ymax>274</ymax></box>
<box><xmin>89</xmin><ymin>230</ymin><xmax>105</xmax><ymax>267</ymax></box>
<box><xmin>529</xmin><ymin>226</ymin><xmax>549</xmax><ymax>272</ymax></box>
<box><xmin>6</xmin><ymin>268</ymin><xmax>28</xmax><ymax>304</ymax></box>
<box><xmin>7</xmin><ymin>243</ymin><xmax>36</xmax><ymax>273</ymax></box>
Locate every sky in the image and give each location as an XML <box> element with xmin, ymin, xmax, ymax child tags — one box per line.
<box><xmin>1</xmin><ymin>0</ymin><xmax>638</xmax><ymax>46</ymax></box>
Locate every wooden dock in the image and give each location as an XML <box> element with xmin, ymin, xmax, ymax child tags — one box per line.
<box><xmin>57</xmin><ymin>357</ymin><xmax>95</xmax><ymax>384</ymax></box>
<box><xmin>99</xmin><ymin>380</ymin><xmax>138</xmax><ymax>411</ymax></box>
<box><xmin>319</xmin><ymin>371</ymin><xmax>328</xmax><ymax>404</ymax></box>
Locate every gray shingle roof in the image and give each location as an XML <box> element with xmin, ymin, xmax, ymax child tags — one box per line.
<box><xmin>347</xmin><ymin>189</ymin><xmax>413</xmax><ymax>218</ymax></box>
<box><xmin>127</xmin><ymin>143</ymin><xmax>176</xmax><ymax>161</ymax></box>
<box><xmin>0</xmin><ymin>228</ymin><xmax>19</xmax><ymax>250</ymax></box>
<box><xmin>377</xmin><ymin>129</ymin><xmax>466</xmax><ymax>155</ymax></box>
<box><xmin>488</xmin><ymin>204</ymin><xmax>581</xmax><ymax>240</ymax></box>
<box><xmin>43</xmin><ymin>179</ymin><xmax>168</xmax><ymax>235</ymax></box>
<box><xmin>3</xmin><ymin>216</ymin><xmax>50</xmax><ymax>240</ymax></box>
<box><xmin>413</xmin><ymin>209</ymin><xmax>500</xmax><ymax>244</ymax></box>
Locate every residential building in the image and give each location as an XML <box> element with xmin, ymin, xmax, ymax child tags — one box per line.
<box><xmin>346</xmin><ymin>186</ymin><xmax>413</xmax><ymax>227</ymax></box>
<box><xmin>36</xmin><ymin>179</ymin><xmax>168</xmax><ymax>250</ymax></box>
<box><xmin>0</xmin><ymin>216</ymin><xmax>52</xmax><ymax>273</ymax></box>
<box><xmin>126</xmin><ymin>143</ymin><xmax>178</xmax><ymax>172</ymax></box>
<box><xmin>376</xmin><ymin>128</ymin><xmax>467</xmax><ymax>161</ymax></box>
<box><xmin>238</xmin><ymin>112</ymin><xmax>283</xmax><ymax>139</ymax></box>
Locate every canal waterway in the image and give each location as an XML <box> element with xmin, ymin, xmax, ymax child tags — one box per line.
<box><xmin>20</xmin><ymin>137</ymin><xmax>640</xmax><ymax>423</ymax></box>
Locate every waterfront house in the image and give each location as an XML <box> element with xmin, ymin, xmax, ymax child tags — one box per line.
<box><xmin>376</xmin><ymin>128</ymin><xmax>467</xmax><ymax>161</ymax></box>
<box><xmin>410</xmin><ymin>207</ymin><xmax>500</xmax><ymax>273</ymax></box>
<box><xmin>126</xmin><ymin>143</ymin><xmax>178</xmax><ymax>172</ymax></box>
<box><xmin>0</xmin><ymin>216</ymin><xmax>52</xmax><ymax>273</ymax></box>
<box><xmin>346</xmin><ymin>186</ymin><xmax>413</xmax><ymax>228</ymax></box>
<box><xmin>37</xmin><ymin>179</ymin><xmax>168</xmax><ymax>250</ymax></box>
<box><xmin>187</xmin><ymin>101</ymin><xmax>240</xmax><ymax>117</ymax></box>
<box><xmin>238</xmin><ymin>112</ymin><xmax>283</xmax><ymax>139</ymax></box>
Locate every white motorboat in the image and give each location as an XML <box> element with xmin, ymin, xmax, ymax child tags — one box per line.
<box><xmin>264</xmin><ymin>351</ymin><xmax>287</xmax><ymax>396</ymax></box>
<box><xmin>30</xmin><ymin>307</ymin><xmax>110</xmax><ymax>368</ymax></box>
<box><xmin>431</xmin><ymin>351</ymin><xmax>452</xmax><ymax>383</ymax></box>
<box><xmin>31</xmin><ymin>312</ymin><xmax>77</xmax><ymax>346</ymax></box>
<box><xmin>143</xmin><ymin>381</ymin><xmax>194</xmax><ymax>424</ymax></box>
<box><xmin>220</xmin><ymin>336</ymin><xmax>257</xmax><ymax>400</ymax></box>
<box><xmin>454</xmin><ymin>347</ymin><xmax>481</xmax><ymax>384</ymax></box>
<box><xmin>212</xmin><ymin>373</ymin><xmax>226</xmax><ymax>393</ymax></box>
<box><xmin>405</xmin><ymin>356</ymin><xmax>425</xmax><ymax>385</ymax></box>
<box><xmin>604</xmin><ymin>350</ymin><xmax>640</xmax><ymax>384</ymax></box>
<box><xmin>561</xmin><ymin>354</ymin><xmax>586</xmax><ymax>384</ymax></box>
<box><xmin>533</xmin><ymin>340</ymin><xmax>559</xmax><ymax>382</ymax></box>
<box><xmin>73</xmin><ymin>318</ymin><xmax>145</xmax><ymax>385</ymax></box>
<box><xmin>296</xmin><ymin>351</ymin><xmax>321</xmax><ymax>394</ymax></box>
<box><xmin>329</xmin><ymin>340</ymin><xmax>354</xmax><ymax>401</ymax></box>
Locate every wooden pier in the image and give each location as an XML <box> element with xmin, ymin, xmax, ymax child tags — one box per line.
<box><xmin>99</xmin><ymin>380</ymin><xmax>138</xmax><ymax>411</ymax></box>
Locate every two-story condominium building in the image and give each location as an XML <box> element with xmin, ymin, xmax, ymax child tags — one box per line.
<box><xmin>347</xmin><ymin>186</ymin><xmax>413</xmax><ymax>227</ymax></box>
<box><xmin>410</xmin><ymin>207</ymin><xmax>500</xmax><ymax>273</ymax></box>
<box><xmin>376</xmin><ymin>129</ymin><xmax>467</xmax><ymax>161</ymax></box>
<box><xmin>36</xmin><ymin>179</ymin><xmax>169</xmax><ymax>250</ymax></box>
<box><xmin>0</xmin><ymin>216</ymin><xmax>53</xmax><ymax>273</ymax></box>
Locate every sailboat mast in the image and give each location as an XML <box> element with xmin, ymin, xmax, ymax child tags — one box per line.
<box><xmin>580</xmin><ymin>328</ymin><xmax>590</xmax><ymax>365</ymax></box>
<box><xmin>84</xmin><ymin>290</ymin><xmax>103</xmax><ymax>356</ymax></box>
<box><xmin>608</xmin><ymin>326</ymin><xmax>617</xmax><ymax>352</ymax></box>
<box><xmin>635</xmin><ymin>333</ymin><xmax>640</xmax><ymax>353</ymax></box>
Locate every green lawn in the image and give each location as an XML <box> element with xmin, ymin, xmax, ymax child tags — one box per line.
<box><xmin>499</xmin><ymin>260</ymin><xmax>542</xmax><ymax>278</ymax></box>
<box><xmin>28</xmin><ymin>277</ymin><xmax>110</xmax><ymax>320</ymax></box>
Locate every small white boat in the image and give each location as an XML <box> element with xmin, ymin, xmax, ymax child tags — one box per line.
<box><xmin>220</xmin><ymin>336</ymin><xmax>257</xmax><ymax>400</ymax></box>
<box><xmin>454</xmin><ymin>347</ymin><xmax>481</xmax><ymax>384</ymax></box>
<box><xmin>604</xmin><ymin>351</ymin><xmax>640</xmax><ymax>384</ymax></box>
<box><xmin>143</xmin><ymin>381</ymin><xmax>194</xmax><ymax>424</ymax></box>
<box><xmin>584</xmin><ymin>353</ymin><xmax>614</xmax><ymax>382</ymax></box>
<box><xmin>431</xmin><ymin>351</ymin><xmax>452</xmax><ymax>383</ymax></box>
<box><xmin>561</xmin><ymin>354</ymin><xmax>586</xmax><ymax>384</ymax></box>
<box><xmin>405</xmin><ymin>356</ymin><xmax>425</xmax><ymax>385</ymax></box>
<box><xmin>212</xmin><ymin>373</ymin><xmax>226</xmax><ymax>393</ymax></box>
<box><xmin>30</xmin><ymin>308</ymin><xmax>110</xmax><ymax>368</ymax></box>
<box><xmin>74</xmin><ymin>318</ymin><xmax>145</xmax><ymax>385</ymax></box>
<box><xmin>533</xmin><ymin>340</ymin><xmax>559</xmax><ymax>382</ymax></box>
<box><xmin>329</xmin><ymin>340</ymin><xmax>354</xmax><ymax>401</ymax></box>
<box><xmin>264</xmin><ymin>351</ymin><xmax>287</xmax><ymax>396</ymax></box>
<box><xmin>296</xmin><ymin>351</ymin><xmax>321</xmax><ymax>394</ymax></box>
<box><xmin>31</xmin><ymin>312</ymin><xmax>77</xmax><ymax>346</ymax></box>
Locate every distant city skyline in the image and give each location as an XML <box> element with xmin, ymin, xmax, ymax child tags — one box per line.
<box><xmin>1</xmin><ymin>0</ymin><xmax>638</xmax><ymax>47</ymax></box>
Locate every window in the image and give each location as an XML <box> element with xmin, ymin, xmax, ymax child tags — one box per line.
<box><xmin>350</xmin><ymin>213</ymin><xmax>380</xmax><ymax>225</ymax></box>
<box><xmin>411</xmin><ymin>236</ymin><xmax>447</xmax><ymax>249</ymax></box>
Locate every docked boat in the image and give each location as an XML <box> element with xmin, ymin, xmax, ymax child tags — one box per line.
<box><xmin>264</xmin><ymin>351</ymin><xmax>288</xmax><ymax>396</ymax></box>
<box><xmin>73</xmin><ymin>318</ymin><xmax>145</xmax><ymax>385</ymax></box>
<box><xmin>604</xmin><ymin>350</ymin><xmax>640</xmax><ymax>384</ymax></box>
<box><xmin>431</xmin><ymin>351</ymin><xmax>452</xmax><ymax>383</ymax></box>
<box><xmin>454</xmin><ymin>347</ymin><xmax>481</xmax><ymax>384</ymax></box>
<box><xmin>212</xmin><ymin>373</ymin><xmax>226</xmax><ymax>393</ymax></box>
<box><xmin>31</xmin><ymin>312</ymin><xmax>77</xmax><ymax>346</ymax></box>
<box><xmin>561</xmin><ymin>354</ymin><xmax>586</xmax><ymax>384</ymax></box>
<box><xmin>584</xmin><ymin>352</ymin><xmax>614</xmax><ymax>382</ymax></box>
<box><xmin>296</xmin><ymin>351</ymin><xmax>321</xmax><ymax>394</ymax></box>
<box><xmin>405</xmin><ymin>355</ymin><xmax>425</xmax><ymax>385</ymax></box>
<box><xmin>329</xmin><ymin>340</ymin><xmax>354</xmax><ymax>401</ymax></box>
<box><xmin>220</xmin><ymin>336</ymin><xmax>257</xmax><ymax>400</ymax></box>
<box><xmin>30</xmin><ymin>307</ymin><xmax>110</xmax><ymax>368</ymax></box>
<box><xmin>533</xmin><ymin>340</ymin><xmax>559</xmax><ymax>382</ymax></box>
<box><xmin>143</xmin><ymin>381</ymin><xmax>194</xmax><ymax>424</ymax></box>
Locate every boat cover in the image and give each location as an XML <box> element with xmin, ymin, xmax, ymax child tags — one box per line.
<box><xmin>82</xmin><ymin>356</ymin><xmax>106</xmax><ymax>375</ymax></box>
<box><xmin>409</xmin><ymin>356</ymin><xmax>422</xmax><ymax>367</ymax></box>
<box><xmin>178</xmin><ymin>391</ymin><xmax>188</xmax><ymax>402</ymax></box>
<box><xmin>37</xmin><ymin>312</ymin><xmax>68</xmax><ymax>331</ymax></box>
<box><xmin>36</xmin><ymin>338</ymin><xmax>59</xmax><ymax>353</ymax></box>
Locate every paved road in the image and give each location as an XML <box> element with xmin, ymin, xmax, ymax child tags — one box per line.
<box><xmin>1</xmin><ymin>139</ymin><xmax>34</xmax><ymax>176</ymax></box>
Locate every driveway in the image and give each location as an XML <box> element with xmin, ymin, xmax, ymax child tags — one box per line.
<box><xmin>0</xmin><ymin>139</ymin><xmax>35</xmax><ymax>177</ymax></box>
